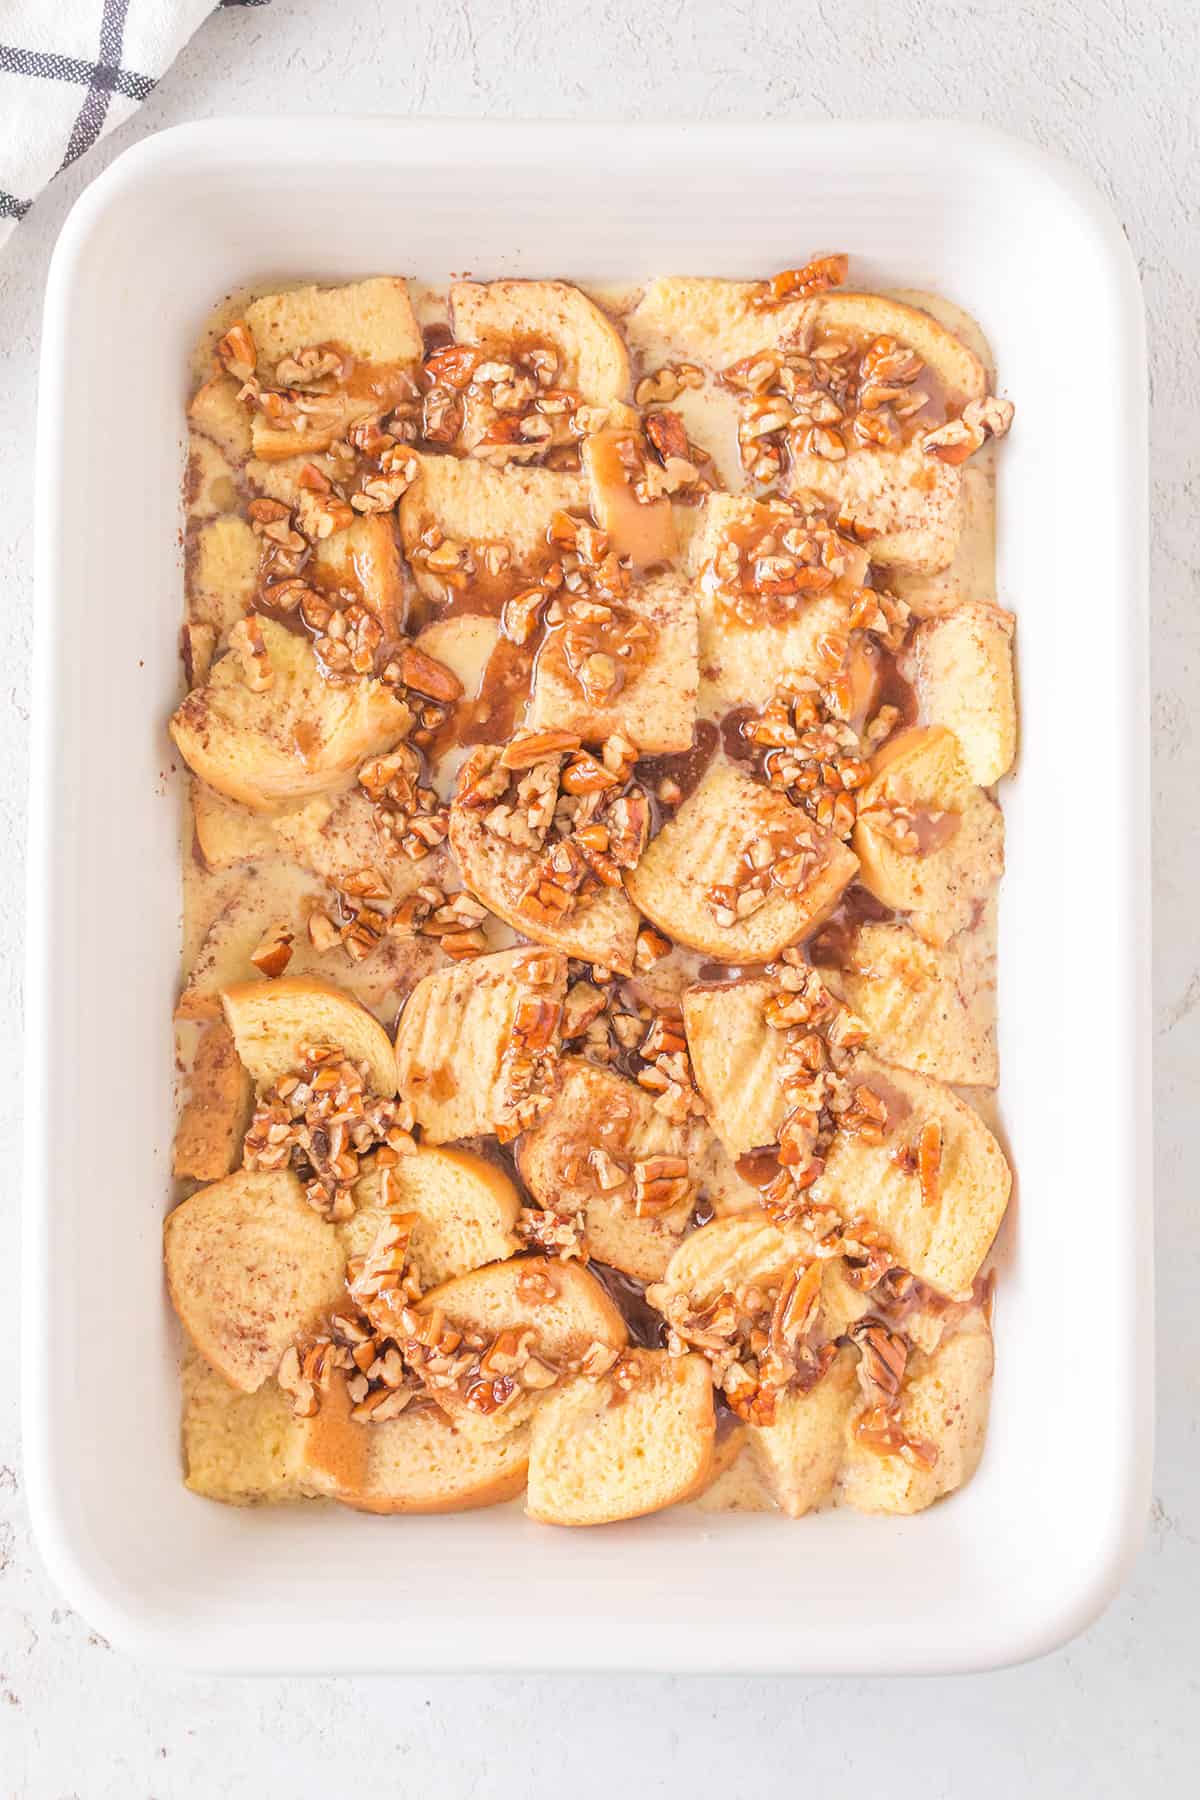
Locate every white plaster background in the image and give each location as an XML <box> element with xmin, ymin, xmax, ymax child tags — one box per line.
<box><xmin>1</xmin><ymin>0</ymin><xmax>1196</xmax><ymax>1792</ymax></box>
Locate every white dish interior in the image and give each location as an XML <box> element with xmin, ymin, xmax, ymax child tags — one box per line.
<box><xmin>26</xmin><ymin>119</ymin><xmax>1151</xmax><ymax>1673</ymax></box>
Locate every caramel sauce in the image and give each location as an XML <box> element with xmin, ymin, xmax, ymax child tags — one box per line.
<box><xmin>735</xmin><ymin>1147</ymin><xmax>785</xmax><ymax>1189</ymax></box>
<box><xmin>807</xmin><ymin>884</ymin><xmax>896</xmax><ymax>970</ymax></box>
<box><xmin>589</xmin><ymin>1264</ymin><xmax>667</xmax><ymax>1350</ymax></box>
<box><xmin>638</xmin><ymin>718</ymin><xmax>719</xmax><ymax>816</ymax></box>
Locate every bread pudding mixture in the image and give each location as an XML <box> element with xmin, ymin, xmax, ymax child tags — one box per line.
<box><xmin>167</xmin><ymin>259</ymin><xmax>1015</xmax><ymax>1522</ymax></box>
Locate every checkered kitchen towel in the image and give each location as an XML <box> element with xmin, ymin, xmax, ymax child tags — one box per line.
<box><xmin>0</xmin><ymin>0</ymin><xmax>268</xmax><ymax>251</ymax></box>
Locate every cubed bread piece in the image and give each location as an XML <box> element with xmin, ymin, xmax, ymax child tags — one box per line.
<box><xmin>311</xmin><ymin>513</ymin><xmax>405</xmax><ymax>631</ymax></box>
<box><xmin>837</xmin><ymin>1312</ymin><xmax>994</xmax><ymax>1514</ymax></box>
<box><xmin>747</xmin><ymin>1345</ymin><xmax>860</xmax><ymax>1517</ymax></box>
<box><xmin>627</xmin><ymin>280</ymin><xmax>986</xmax><ymax>398</ymax></box>
<box><xmin>683</xmin><ymin>978</ymin><xmax>790</xmax><ymax>1157</ymax></box>
<box><xmin>526</xmin><ymin>571</ymin><xmax>698</xmax><ymax>753</ymax></box>
<box><xmin>177</xmin><ymin>866</ymin><xmax>436</xmax><ymax>1022</ymax></box>
<box><xmin>399</xmin><ymin>453</ymin><xmax>587</xmax><ymax>600</ymax></box>
<box><xmin>344</xmin><ymin>1147</ymin><xmax>521</xmax><ymax>1289</ymax></box>
<box><xmin>787</xmin><ymin>440</ymin><xmax>965</xmax><ymax>575</ymax></box>
<box><xmin>889</xmin><ymin>465</ymin><xmax>996</xmax><ymax>618</ymax></box>
<box><xmin>852</xmin><ymin>725</ymin><xmax>1003</xmax><ymax>946</ymax></box>
<box><xmin>244</xmin><ymin>279</ymin><xmax>422</xmax><ymax>461</ymax></box>
<box><xmin>181</xmin><ymin>1349</ymin><xmax>302</xmax><ymax>1505</ymax></box>
<box><xmin>582</xmin><ymin>427</ymin><xmax>676</xmax><ymax>566</ymax></box>
<box><xmin>908</xmin><ymin>602</ymin><xmax>1016</xmax><ymax>786</ymax></box>
<box><xmin>172</xmin><ymin>1020</ymin><xmax>254</xmax><ymax>1181</ymax></box>
<box><xmin>186</xmin><ymin>434</ymin><xmax>241</xmax><ymax>523</ymax></box>
<box><xmin>189</xmin><ymin>375</ymin><xmax>253</xmax><ymax>464</ymax></box>
<box><xmin>296</xmin><ymin>1373</ymin><xmax>531</xmax><ymax>1515</ymax></box>
<box><xmin>526</xmin><ymin>1349</ymin><xmax>714</xmax><ymax>1525</ymax></box>
<box><xmin>516</xmin><ymin>1058</ymin><xmax>697</xmax><ymax>1281</ymax></box>
<box><xmin>187</xmin><ymin>515</ymin><xmax>258</xmax><ymax>637</ymax></box>
<box><xmin>164</xmin><ymin>1169</ymin><xmax>344</xmax><ymax>1392</ymax></box>
<box><xmin>419</xmin><ymin>1253</ymin><xmax>628</xmax><ymax>1441</ymax></box>
<box><xmin>822</xmin><ymin>913</ymin><xmax>998</xmax><ymax>1086</ymax></box>
<box><xmin>221</xmin><ymin>974</ymin><xmax>398</xmax><ymax>1095</ymax></box>
<box><xmin>394</xmin><ymin>947</ymin><xmax>566</xmax><ymax>1142</ymax></box>
<box><xmin>812</xmin><ymin>1052</ymin><xmax>1010</xmax><ymax>1295</ymax></box>
<box><xmin>448</xmin><ymin>779</ymin><xmax>640</xmax><ymax>973</ymax></box>
<box><xmin>170</xmin><ymin>617</ymin><xmax>412</xmax><ymax>813</ymax></box>
<box><xmin>191</xmin><ymin>782</ymin><xmax>278</xmax><ymax>868</ymax></box>
<box><xmin>625</xmin><ymin>763</ymin><xmax>857</xmax><ymax>963</ymax></box>
<box><xmin>450</xmin><ymin>279</ymin><xmax>631</xmax><ymax>403</ymax></box>
<box><xmin>182</xmin><ymin>622</ymin><xmax>218</xmax><ymax>689</ymax></box>
<box><xmin>816</xmin><ymin>1257</ymin><xmax>874</xmax><ymax>1338</ymax></box>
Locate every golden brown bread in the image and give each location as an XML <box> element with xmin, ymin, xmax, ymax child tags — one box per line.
<box><xmin>526</xmin><ymin>1349</ymin><xmax>714</xmax><ymax>1525</ymax></box>
<box><xmin>449</xmin><ymin>279</ymin><xmax>631</xmax><ymax>403</ymax></box>
<box><xmin>221</xmin><ymin>974</ymin><xmax>398</xmax><ymax>1095</ymax></box>
<box><xmin>186</xmin><ymin>515</ymin><xmax>257</xmax><ymax>638</ymax></box>
<box><xmin>170</xmin><ymin>617</ymin><xmax>411</xmax><ymax>813</ymax></box>
<box><xmin>812</xmin><ymin>1051</ymin><xmax>1010</xmax><ymax>1295</ymax></box>
<box><xmin>625</xmin><ymin>763</ymin><xmax>858</xmax><ymax>963</ymax></box>
<box><xmin>181</xmin><ymin>1349</ymin><xmax>302</xmax><ymax>1505</ymax></box>
<box><xmin>399</xmin><ymin>453</ymin><xmax>587</xmax><ymax>600</ymax></box>
<box><xmin>516</xmin><ymin>1057</ymin><xmax>698</xmax><ymax>1281</ymax></box>
<box><xmin>682</xmin><ymin>978</ymin><xmax>790</xmax><ymax>1157</ymax></box>
<box><xmin>393</xmin><ymin>947</ymin><xmax>567</xmax><ymax>1142</ymax></box>
<box><xmin>525</xmin><ymin>570</ymin><xmax>699</xmax><ymax>753</ymax></box>
<box><xmin>908</xmin><ymin>601</ymin><xmax>1017</xmax><ymax>786</ymax></box>
<box><xmin>172</xmin><ymin>1020</ymin><xmax>254</xmax><ymax>1181</ymax></box>
<box><xmin>747</xmin><ymin>1345</ymin><xmax>860</xmax><ymax>1517</ymax></box>
<box><xmin>165</xmin><ymin>1169</ymin><xmax>344</xmax><ymax>1392</ymax></box>
<box><xmin>852</xmin><ymin>725</ymin><xmax>1004</xmax><ymax>946</ymax></box>
<box><xmin>344</xmin><ymin>1146</ymin><xmax>521</xmax><ymax>1289</ymax></box>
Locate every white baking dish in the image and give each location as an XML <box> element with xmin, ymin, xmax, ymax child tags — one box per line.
<box><xmin>25</xmin><ymin>119</ymin><xmax>1150</xmax><ymax>1674</ymax></box>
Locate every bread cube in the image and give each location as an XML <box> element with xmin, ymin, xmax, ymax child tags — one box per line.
<box><xmin>852</xmin><ymin>725</ymin><xmax>1003</xmax><ymax>946</ymax></box>
<box><xmin>747</xmin><ymin>1345</ymin><xmax>860</xmax><ymax>1517</ymax></box>
<box><xmin>172</xmin><ymin>1020</ymin><xmax>253</xmax><ymax>1181</ymax></box>
<box><xmin>344</xmin><ymin>1147</ymin><xmax>521</xmax><ymax>1290</ymax></box>
<box><xmin>164</xmin><ymin>1169</ymin><xmax>344</xmax><ymax>1392</ymax></box>
<box><xmin>187</xmin><ymin>515</ymin><xmax>258</xmax><ymax>638</ymax></box>
<box><xmin>812</xmin><ymin>1051</ymin><xmax>1011</xmax><ymax>1295</ymax></box>
<box><xmin>181</xmin><ymin>1349</ymin><xmax>302</xmax><ymax>1505</ymax></box>
<box><xmin>399</xmin><ymin>453</ymin><xmax>587</xmax><ymax>600</ymax></box>
<box><xmin>526</xmin><ymin>571</ymin><xmax>698</xmax><ymax>753</ymax></box>
<box><xmin>450</xmin><ymin>279</ymin><xmax>631</xmax><ymax>403</ymax></box>
<box><xmin>221</xmin><ymin>973</ymin><xmax>398</xmax><ymax>1095</ymax></box>
<box><xmin>526</xmin><ymin>1350</ymin><xmax>714</xmax><ymax>1525</ymax></box>
<box><xmin>625</xmin><ymin>763</ymin><xmax>857</xmax><ymax>963</ymax></box>
<box><xmin>516</xmin><ymin>1058</ymin><xmax>697</xmax><ymax>1281</ymax></box>
<box><xmin>909</xmin><ymin>601</ymin><xmax>1016</xmax><ymax>785</ymax></box>
<box><xmin>394</xmin><ymin>947</ymin><xmax>566</xmax><ymax>1142</ymax></box>
<box><xmin>682</xmin><ymin>978</ymin><xmax>790</xmax><ymax>1157</ymax></box>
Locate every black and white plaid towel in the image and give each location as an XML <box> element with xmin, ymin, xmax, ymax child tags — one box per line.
<box><xmin>0</xmin><ymin>0</ymin><xmax>269</xmax><ymax>250</ymax></box>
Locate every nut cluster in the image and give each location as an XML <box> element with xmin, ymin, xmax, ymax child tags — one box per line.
<box><xmin>703</xmin><ymin>500</ymin><xmax>857</xmax><ymax>627</ymax></box>
<box><xmin>420</xmin><ymin>339</ymin><xmax>594</xmax><ymax>467</ymax></box>
<box><xmin>706</xmin><ymin>822</ymin><xmax>822</xmax><ymax>927</ymax></box>
<box><xmin>562</xmin><ymin>979</ymin><xmax>702</xmax><ymax>1127</ymax></box>
<box><xmin>458</xmin><ymin>731</ymin><xmax>649</xmax><ymax>928</ymax></box>
<box><xmin>243</xmin><ymin>1044</ymin><xmax>415</xmax><ymax>1221</ymax></box>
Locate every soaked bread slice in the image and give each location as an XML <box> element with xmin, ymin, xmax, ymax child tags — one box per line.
<box><xmin>526</xmin><ymin>1349</ymin><xmax>714</xmax><ymax>1525</ymax></box>
<box><xmin>221</xmin><ymin>974</ymin><xmax>398</xmax><ymax>1094</ymax></box>
<box><xmin>658</xmin><ymin>1213</ymin><xmax>815</xmax><ymax>1310</ymax></box>
<box><xmin>581</xmin><ymin>426</ymin><xmax>676</xmax><ymax>566</ymax></box>
<box><xmin>694</xmin><ymin>1130</ymin><xmax>771</xmax><ymax>1217</ymax></box>
<box><xmin>296</xmin><ymin>1374</ymin><xmax>531</xmax><ymax>1515</ymax></box>
<box><xmin>516</xmin><ymin>1057</ymin><xmax>698</xmax><ymax>1281</ymax></box>
<box><xmin>399</xmin><ymin>453</ymin><xmax>587</xmax><ymax>599</ymax></box>
<box><xmin>694</xmin><ymin>1436</ymin><xmax>776</xmax><ymax>1512</ymax></box>
<box><xmin>170</xmin><ymin>617</ymin><xmax>412</xmax><ymax>813</ymax></box>
<box><xmin>419</xmin><ymin>1253</ymin><xmax>629</xmax><ymax>1440</ymax></box>
<box><xmin>889</xmin><ymin>465</ymin><xmax>995</xmax><ymax>618</ymax></box>
<box><xmin>837</xmin><ymin>1311</ymin><xmax>994</xmax><ymax>1514</ymax></box>
<box><xmin>243</xmin><ymin>278</ymin><xmax>422</xmax><ymax>461</ymax></box>
<box><xmin>626</xmin><ymin>763</ymin><xmax>857</xmax><ymax>963</ymax></box>
<box><xmin>852</xmin><ymin>725</ymin><xmax>1004</xmax><ymax>946</ymax></box>
<box><xmin>344</xmin><ymin>1146</ymin><xmax>521</xmax><ymax>1289</ymax></box>
<box><xmin>172</xmin><ymin>1020</ymin><xmax>253</xmax><ymax>1181</ymax></box>
<box><xmin>449</xmin><ymin>789</ymin><xmax>640</xmax><ymax>973</ymax></box>
<box><xmin>394</xmin><ymin>947</ymin><xmax>566</xmax><ymax>1142</ymax></box>
<box><xmin>787</xmin><ymin>440</ymin><xmax>964</xmax><ymax>576</ymax></box>
<box><xmin>181</xmin><ymin>1349</ymin><xmax>302</xmax><ymax>1505</ymax></box>
<box><xmin>823</xmin><ymin>912</ymin><xmax>998</xmax><ymax>1087</ymax></box>
<box><xmin>907</xmin><ymin>601</ymin><xmax>1016</xmax><ymax>786</ymax></box>
<box><xmin>176</xmin><ymin>863</ymin><xmax>437</xmax><ymax>1021</ymax></box>
<box><xmin>628</xmin><ymin>280</ymin><xmax>986</xmax><ymax>400</ymax></box>
<box><xmin>812</xmin><ymin>1051</ymin><xmax>1010</xmax><ymax>1295</ymax></box>
<box><xmin>187</xmin><ymin>515</ymin><xmax>257</xmax><ymax>639</ymax></box>
<box><xmin>686</xmin><ymin>495</ymin><xmax>860</xmax><ymax>712</ymax></box>
<box><xmin>450</xmin><ymin>279</ymin><xmax>631</xmax><ymax>402</ymax></box>
<box><xmin>165</xmin><ymin>1169</ymin><xmax>344</xmax><ymax>1393</ymax></box>
<box><xmin>189</xmin><ymin>375</ymin><xmax>253</xmax><ymax>464</ymax></box>
<box><xmin>271</xmin><ymin>787</ymin><xmax>452</xmax><ymax>902</ymax></box>
<box><xmin>683</xmin><ymin>978</ymin><xmax>789</xmax><ymax>1157</ymax></box>
<box><xmin>191</xmin><ymin>782</ymin><xmax>278</xmax><ymax>867</ymax></box>
<box><xmin>525</xmin><ymin>571</ymin><xmax>699</xmax><ymax>753</ymax></box>
<box><xmin>747</xmin><ymin>1345</ymin><xmax>860</xmax><ymax>1517</ymax></box>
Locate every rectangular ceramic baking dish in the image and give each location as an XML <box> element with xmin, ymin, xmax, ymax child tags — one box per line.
<box><xmin>25</xmin><ymin>118</ymin><xmax>1151</xmax><ymax>1674</ymax></box>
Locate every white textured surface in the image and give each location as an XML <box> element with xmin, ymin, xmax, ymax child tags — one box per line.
<box><xmin>0</xmin><ymin>0</ymin><xmax>1195</xmax><ymax>1791</ymax></box>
